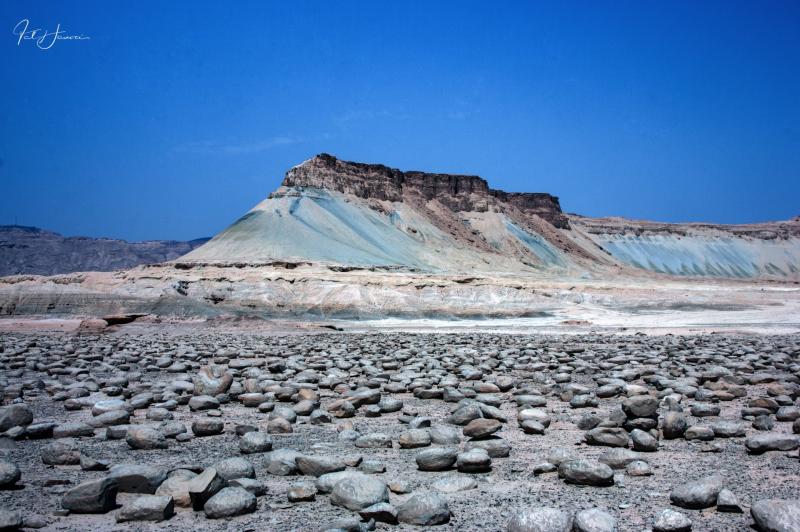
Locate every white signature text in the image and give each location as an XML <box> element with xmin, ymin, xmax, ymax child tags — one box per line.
<box><xmin>13</xmin><ymin>19</ymin><xmax>90</xmax><ymax>50</ymax></box>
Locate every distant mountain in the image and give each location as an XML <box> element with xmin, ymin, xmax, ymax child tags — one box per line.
<box><xmin>0</xmin><ymin>225</ymin><xmax>209</xmax><ymax>276</ymax></box>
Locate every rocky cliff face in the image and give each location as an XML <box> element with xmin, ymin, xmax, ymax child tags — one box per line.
<box><xmin>0</xmin><ymin>226</ymin><xmax>209</xmax><ymax>276</ymax></box>
<box><xmin>281</xmin><ymin>154</ymin><xmax>569</xmax><ymax>228</ymax></box>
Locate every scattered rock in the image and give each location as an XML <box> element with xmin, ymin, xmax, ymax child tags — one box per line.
<box><xmin>203</xmin><ymin>487</ymin><xmax>256</xmax><ymax>518</ymax></box>
<box><xmin>61</xmin><ymin>478</ymin><xmax>118</xmax><ymax>514</ymax></box>
<box><xmin>396</xmin><ymin>492</ymin><xmax>450</xmax><ymax>526</ymax></box>
<box><xmin>115</xmin><ymin>495</ymin><xmax>175</xmax><ymax>522</ymax></box>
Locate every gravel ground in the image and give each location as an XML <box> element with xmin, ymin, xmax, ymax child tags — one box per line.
<box><xmin>0</xmin><ymin>330</ymin><xmax>799</xmax><ymax>531</ymax></box>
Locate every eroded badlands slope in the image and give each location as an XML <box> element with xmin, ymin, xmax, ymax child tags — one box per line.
<box><xmin>184</xmin><ymin>154</ymin><xmax>799</xmax><ymax>279</ymax></box>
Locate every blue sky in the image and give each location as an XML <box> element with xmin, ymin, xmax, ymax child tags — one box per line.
<box><xmin>1</xmin><ymin>1</ymin><xmax>799</xmax><ymax>241</ymax></box>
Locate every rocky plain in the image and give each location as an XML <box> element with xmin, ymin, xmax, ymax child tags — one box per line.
<box><xmin>0</xmin><ymin>326</ymin><xmax>799</xmax><ymax>531</ymax></box>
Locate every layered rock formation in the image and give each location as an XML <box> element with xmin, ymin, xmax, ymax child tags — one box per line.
<box><xmin>572</xmin><ymin>216</ymin><xmax>800</xmax><ymax>278</ymax></box>
<box><xmin>1</xmin><ymin>154</ymin><xmax>798</xmax><ymax>321</ymax></box>
<box><xmin>187</xmin><ymin>154</ymin><xmax>799</xmax><ymax>279</ymax></box>
<box><xmin>281</xmin><ymin>153</ymin><xmax>570</xmax><ymax>228</ymax></box>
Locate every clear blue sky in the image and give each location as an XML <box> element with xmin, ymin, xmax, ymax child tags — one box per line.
<box><xmin>1</xmin><ymin>1</ymin><xmax>798</xmax><ymax>241</ymax></box>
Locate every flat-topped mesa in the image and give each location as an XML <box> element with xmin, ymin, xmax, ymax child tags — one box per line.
<box><xmin>281</xmin><ymin>153</ymin><xmax>569</xmax><ymax>228</ymax></box>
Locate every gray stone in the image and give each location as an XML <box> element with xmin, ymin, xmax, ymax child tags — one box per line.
<box><xmin>189</xmin><ymin>395</ymin><xmax>219</xmax><ymax>411</ymax></box>
<box><xmin>88</xmin><ymin>410</ymin><xmax>130</xmax><ymax>428</ymax></box>
<box><xmin>711</xmin><ymin>421</ymin><xmax>746</xmax><ymax>438</ymax></box>
<box><xmin>288</xmin><ymin>482</ymin><xmax>317</xmax><ymax>502</ymax></box>
<box><xmin>188</xmin><ymin>468</ymin><xmax>225</xmax><ymax>511</ymax></box>
<box><xmin>359</xmin><ymin>459</ymin><xmax>385</xmax><ymax>474</ymax></box>
<box><xmin>0</xmin><ymin>461</ymin><xmax>21</xmax><ymax>488</ymax></box>
<box><xmin>214</xmin><ymin>457</ymin><xmax>255</xmax><ymax>481</ymax></box>
<box><xmin>52</xmin><ymin>422</ymin><xmax>95</xmax><ymax>438</ymax></box>
<box><xmin>630</xmin><ymin>429</ymin><xmax>659</xmax><ymax>452</ymax></box>
<box><xmin>518</xmin><ymin>408</ymin><xmax>550</xmax><ymax>427</ymax></box>
<box><xmin>398</xmin><ymin>429</ymin><xmax>431</xmax><ymax>448</ymax></box>
<box><xmin>558</xmin><ymin>459</ymin><xmax>614</xmax><ymax>486</ymax></box>
<box><xmin>585</xmin><ymin>427</ymin><xmax>629</xmax><ymax>447</ymax></box>
<box><xmin>574</xmin><ymin>507</ymin><xmax>617</xmax><ymax>532</ymax></box>
<box><xmin>662</xmin><ymin>412</ymin><xmax>688</xmax><ymax>439</ymax></box>
<box><xmin>316</xmin><ymin>471</ymin><xmax>362</xmax><ymax>494</ymax></box>
<box><xmin>432</xmin><ymin>474</ymin><xmax>478</xmax><ymax>493</ymax></box>
<box><xmin>508</xmin><ymin>507</ymin><xmax>573</xmax><ymax>532</ymax></box>
<box><xmin>297</xmin><ymin>455</ymin><xmax>346</xmax><ymax>477</ymax></box>
<box><xmin>0</xmin><ymin>405</ymin><xmax>33</xmax><ymax>432</ymax></box>
<box><xmin>0</xmin><ymin>510</ymin><xmax>22</xmax><ymax>530</ymax></box>
<box><xmin>598</xmin><ymin>448</ymin><xmax>642</xmax><ymax>469</ymax></box>
<box><xmin>396</xmin><ymin>492</ymin><xmax>450</xmax><ymax>526</ymax></box>
<box><xmin>745</xmin><ymin>433</ymin><xmax>800</xmax><ymax>454</ymax></box>
<box><xmin>776</xmin><ymin>406</ymin><xmax>800</xmax><ymax>422</ymax></box>
<box><xmin>750</xmin><ymin>499</ymin><xmax>800</xmax><ymax>532</ymax></box>
<box><xmin>267</xmin><ymin>448</ymin><xmax>302</xmax><ymax>476</ymax></box>
<box><xmin>108</xmin><ymin>464</ymin><xmax>168</xmax><ymax>494</ymax></box>
<box><xmin>670</xmin><ymin>475</ymin><xmax>724</xmax><ymax>509</ymax></box>
<box><xmin>457</xmin><ymin>448</ymin><xmax>491</xmax><ymax>473</ymax></box>
<box><xmin>115</xmin><ymin>494</ymin><xmax>174</xmax><ymax>522</ymax></box>
<box><xmin>416</xmin><ymin>448</ymin><xmax>457</xmax><ymax>471</ymax></box>
<box><xmin>520</xmin><ymin>419</ymin><xmax>546</xmax><ymax>435</ymax></box>
<box><xmin>330</xmin><ymin>473</ymin><xmax>389</xmax><ymax>511</ymax></box>
<box><xmin>690</xmin><ymin>403</ymin><xmax>720</xmax><ymax>417</ymax></box>
<box><xmin>62</xmin><ymin>478</ymin><xmax>118</xmax><ymax>513</ymax></box>
<box><xmin>25</xmin><ymin>422</ymin><xmax>55</xmax><ymax>439</ymax></box>
<box><xmin>191</xmin><ymin>418</ymin><xmax>224</xmax><ymax>436</ymax></box>
<box><xmin>625</xmin><ymin>460</ymin><xmax>651</xmax><ymax>476</ymax></box>
<box><xmin>155</xmin><ymin>470</ymin><xmax>196</xmax><ymax>507</ymax></box>
<box><xmin>193</xmin><ymin>366</ymin><xmax>233</xmax><ymax>396</ymax></box>
<box><xmin>126</xmin><ymin>426</ymin><xmax>167</xmax><ymax>450</ymax></box>
<box><xmin>717</xmin><ymin>489</ymin><xmax>742</xmax><ymax>513</ymax></box>
<box><xmin>203</xmin><ymin>487</ymin><xmax>256</xmax><ymax>518</ymax></box>
<box><xmin>622</xmin><ymin>395</ymin><xmax>659</xmax><ymax>418</ymax></box>
<box><xmin>684</xmin><ymin>426</ymin><xmax>715</xmax><ymax>441</ymax></box>
<box><xmin>464</xmin><ymin>437</ymin><xmax>511</xmax><ymax>457</ymax></box>
<box><xmin>41</xmin><ymin>440</ymin><xmax>80</xmax><ymax>465</ymax></box>
<box><xmin>463</xmin><ymin>418</ymin><xmax>501</xmax><ymax>439</ymax></box>
<box><xmin>228</xmin><ymin>477</ymin><xmax>266</xmax><ymax>496</ymax></box>
<box><xmin>652</xmin><ymin>508</ymin><xmax>691</xmax><ymax>532</ymax></box>
<box><xmin>359</xmin><ymin>502</ymin><xmax>398</xmax><ymax>524</ymax></box>
<box><xmin>354</xmin><ymin>432</ymin><xmax>392</xmax><ymax>448</ymax></box>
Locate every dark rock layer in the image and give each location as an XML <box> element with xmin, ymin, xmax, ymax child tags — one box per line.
<box><xmin>280</xmin><ymin>153</ymin><xmax>570</xmax><ymax>228</ymax></box>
